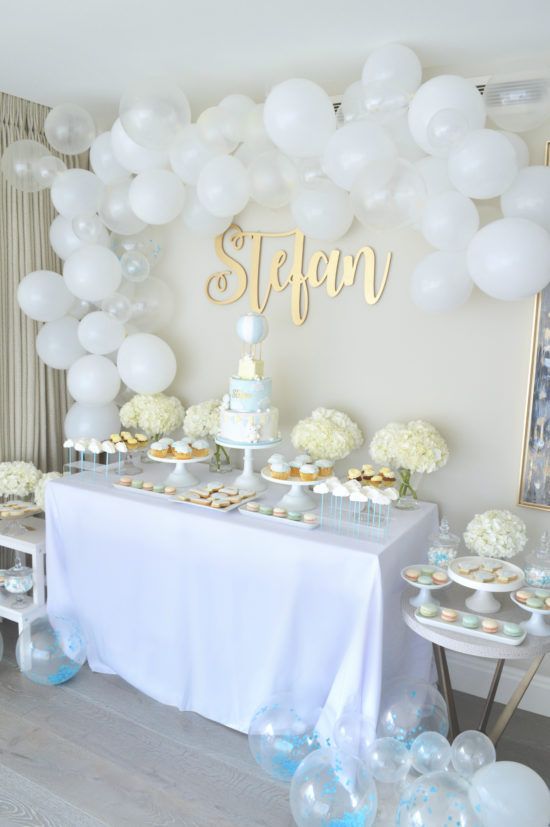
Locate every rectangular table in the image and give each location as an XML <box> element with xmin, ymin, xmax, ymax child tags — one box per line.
<box><xmin>46</xmin><ymin>467</ymin><xmax>438</xmax><ymax>735</ymax></box>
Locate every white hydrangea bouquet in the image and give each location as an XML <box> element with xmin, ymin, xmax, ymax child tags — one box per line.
<box><xmin>0</xmin><ymin>461</ymin><xmax>42</xmax><ymax>499</ymax></box>
<box><xmin>34</xmin><ymin>471</ymin><xmax>62</xmax><ymax>510</ymax></box>
<box><xmin>291</xmin><ymin>407</ymin><xmax>364</xmax><ymax>462</ymax></box>
<box><xmin>184</xmin><ymin>399</ymin><xmax>229</xmax><ymax>471</ymax></box>
<box><xmin>464</xmin><ymin>510</ymin><xmax>527</xmax><ymax>559</ymax></box>
<box><xmin>120</xmin><ymin>393</ymin><xmax>185</xmax><ymax>440</ymax></box>
<box><xmin>370</xmin><ymin>420</ymin><xmax>449</xmax><ymax>506</ymax></box>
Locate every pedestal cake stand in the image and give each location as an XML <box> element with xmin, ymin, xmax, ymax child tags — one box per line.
<box><xmin>146</xmin><ymin>451</ymin><xmax>211</xmax><ymax>488</ymax></box>
<box><xmin>510</xmin><ymin>593</ymin><xmax>550</xmax><ymax>637</ymax></box>
<box><xmin>215</xmin><ymin>437</ymin><xmax>281</xmax><ymax>493</ymax></box>
<box><xmin>448</xmin><ymin>557</ymin><xmax>524</xmax><ymax>614</ymax></box>
<box><xmin>260</xmin><ymin>467</ymin><xmax>318</xmax><ymax>513</ymax></box>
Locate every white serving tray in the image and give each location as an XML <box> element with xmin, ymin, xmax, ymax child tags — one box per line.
<box><xmin>0</xmin><ymin>501</ymin><xmax>41</xmax><ymax>519</ymax></box>
<box><xmin>448</xmin><ymin>556</ymin><xmax>524</xmax><ymax>593</ymax></box>
<box><xmin>414</xmin><ymin>606</ymin><xmax>526</xmax><ymax>646</ymax></box>
<box><xmin>113</xmin><ymin>482</ymin><xmax>180</xmax><ymax>499</ymax></box>
<box><xmin>238</xmin><ymin>504</ymin><xmax>319</xmax><ymax>529</ymax></box>
<box><xmin>172</xmin><ymin>492</ymin><xmax>259</xmax><ymax>513</ymax></box>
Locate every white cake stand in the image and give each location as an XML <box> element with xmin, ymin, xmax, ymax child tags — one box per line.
<box><xmin>146</xmin><ymin>451</ymin><xmax>211</xmax><ymax>488</ymax></box>
<box><xmin>260</xmin><ymin>467</ymin><xmax>318</xmax><ymax>513</ymax></box>
<box><xmin>510</xmin><ymin>593</ymin><xmax>550</xmax><ymax>637</ymax></box>
<box><xmin>400</xmin><ymin>567</ymin><xmax>452</xmax><ymax>608</ymax></box>
<box><xmin>215</xmin><ymin>437</ymin><xmax>282</xmax><ymax>493</ymax></box>
<box><xmin>448</xmin><ymin>556</ymin><xmax>525</xmax><ymax>614</ymax></box>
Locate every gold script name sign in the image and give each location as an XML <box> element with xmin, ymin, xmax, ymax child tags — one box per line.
<box><xmin>206</xmin><ymin>224</ymin><xmax>392</xmax><ymax>326</ymax></box>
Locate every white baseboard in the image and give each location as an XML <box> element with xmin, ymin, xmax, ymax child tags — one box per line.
<box><xmin>447</xmin><ymin>652</ymin><xmax>550</xmax><ymax>718</ymax></box>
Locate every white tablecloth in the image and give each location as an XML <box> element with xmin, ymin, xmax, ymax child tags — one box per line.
<box><xmin>46</xmin><ymin>465</ymin><xmax>438</xmax><ymax>734</ymax></box>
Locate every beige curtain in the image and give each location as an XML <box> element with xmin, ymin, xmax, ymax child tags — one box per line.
<box><xmin>0</xmin><ymin>92</ymin><xmax>85</xmax><ymax>473</ymax></box>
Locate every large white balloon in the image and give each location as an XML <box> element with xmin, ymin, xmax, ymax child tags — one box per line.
<box><xmin>340</xmin><ymin>81</ymin><xmax>366</xmax><ymax>123</ymax></box>
<box><xmin>500</xmin><ymin>131</ymin><xmax>530</xmax><ymax>169</ymax></box>
<box><xmin>410</xmin><ymin>250</ymin><xmax>474</xmax><ymax>312</ymax></box>
<box><xmin>36</xmin><ymin>316</ymin><xmax>86</xmax><ymax>369</ymax></box>
<box><xmin>1</xmin><ymin>139</ymin><xmax>49</xmax><ymax>193</ymax></box>
<box><xmin>49</xmin><ymin>215</ymin><xmax>86</xmax><ymax>260</ymax></box>
<box><xmin>248</xmin><ymin>150</ymin><xmax>297</xmax><ymax>208</ymax></box>
<box><xmin>362</xmin><ymin>43</ymin><xmax>422</xmax><ymax>94</ymax></box>
<box><xmin>421</xmin><ymin>191</ymin><xmax>479</xmax><ymax>250</ymax></box>
<box><xmin>291</xmin><ymin>182</ymin><xmax>354</xmax><ymax>241</ymax></box>
<box><xmin>129</xmin><ymin>169</ymin><xmax>185</xmax><ymax>225</ymax></box>
<box><xmin>64</xmin><ymin>245</ymin><xmax>122</xmax><ymax>302</ymax></box>
<box><xmin>64</xmin><ymin>401</ymin><xmax>120</xmax><ymax>439</ymax></box>
<box><xmin>197</xmin><ymin>106</ymin><xmax>241</xmax><ymax>153</ymax></box>
<box><xmin>99</xmin><ymin>180</ymin><xmax>147</xmax><ymax>236</ymax></box>
<box><xmin>169</xmin><ymin>124</ymin><xmax>218</xmax><ymax>185</ymax></box>
<box><xmin>484</xmin><ymin>69</ymin><xmax>550</xmax><ymax>133</ymax></box>
<box><xmin>426</xmin><ymin>108</ymin><xmax>469</xmax><ymax>157</ymax></box>
<box><xmin>17</xmin><ymin>270</ymin><xmax>74</xmax><ymax>322</ymax></box>
<box><xmin>51</xmin><ymin>169</ymin><xmax>104</xmax><ymax>220</ymax></box>
<box><xmin>67</xmin><ymin>354</ymin><xmax>121</xmax><ymax>406</ymax></box>
<box><xmin>470</xmin><ymin>761</ymin><xmax>550</xmax><ymax>827</ymax></box>
<box><xmin>32</xmin><ymin>155</ymin><xmax>66</xmax><ymax>188</ymax></box>
<box><xmin>467</xmin><ymin>218</ymin><xmax>550</xmax><ymax>300</ymax></box>
<box><xmin>72</xmin><ymin>214</ymin><xmax>109</xmax><ymax>246</ymax></box>
<box><xmin>501</xmin><ymin>166</ymin><xmax>550</xmax><ymax>231</ymax></box>
<box><xmin>197</xmin><ymin>155</ymin><xmax>250</xmax><ymax>217</ymax></box>
<box><xmin>78</xmin><ymin>311</ymin><xmax>125</xmax><ymax>354</ymax></box>
<box><xmin>448</xmin><ymin>129</ymin><xmax>518</xmax><ymax>199</ymax></box>
<box><xmin>321</xmin><ymin>121</ymin><xmax>397</xmax><ymax>191</ymax></box>
<box><xmin>385</xmin><ymin>112</ymin><xmax>426</xmax><ymax>161</ymax></box>
<box><xmin>117</xmin><ymin>333</ymin><xmax>177</xmax><ymax>393</ymax></box>
<box><xmin>44</xmin><ymin>104</ymin><xmax>96</xmax><ymax>155</ymax></box>
<box><xmin>181</xmin><ymin>188</ymin><xmax>233</xmax><ymax>237</ymax></box>
<box><xmin>414</xmin><ymin>156</ymin><xmax>452</xmax><ymax>197</ymax></box>
<box><xmin>408</xmin><ymin>75</ymin><xmax>486</xmax><ymax>154</ymax></box>
<box><xmin>352</xmin><ymin>158</ymin><xmax>426</xmax><ymax>229</ymax></box>
<box><xmin>110</xmin><ymin>118</ymin><xmax>168</xmax><ymax>174</ymax></box>
<box><xmin>90</xmin><ymin>132</ymin><xmax>130</xmax><ymax>185</ymax></box>
<box><xmin>263</xmin><ymin>78</ymin><xmax>336</xmax><ymax>158</ymax></box>
<box><xmin>119</xmin><ymin>77</ymin><xmax>191</xmax><ymax>150</ymax></box>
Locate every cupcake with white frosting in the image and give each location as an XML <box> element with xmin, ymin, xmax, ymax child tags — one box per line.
<box><xmin>192</xmin><ymin>439</ymin><xmax>210</xmax><ymax>458</ymax></box>
<box><xmin>172</xmin><ymin>440</ymin><xmax>192</xmax><ymax>460</ymax></box>
<box><xmin>150</xmin><ymin>440</ymin><xmax>169</xmax><ymax>458</ymax></box>
<box><xmin>300</xmin><ymin>463</ymin><xmax>318</xmax><ymax>482</ymax></box>
<box><xmin>271</xmin><ymin>461</ymin><xmax>290</xmax><ymax>480</ymax></box>
<box><xmin>315</xmin><ymin>459</ymin><xmax>334</xmax><ymax>477</ymax></box>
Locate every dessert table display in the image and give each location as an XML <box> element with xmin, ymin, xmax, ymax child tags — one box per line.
<box><xmin>45</xmin><ymin>466</ymin><xmax>439</xmax><ymax>735</ymax></box>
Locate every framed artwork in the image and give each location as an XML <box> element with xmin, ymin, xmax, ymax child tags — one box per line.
<box><xmin>518</xmin><ymin>140</ymin><xmax>550</xmax><ymax>510</ymax></box>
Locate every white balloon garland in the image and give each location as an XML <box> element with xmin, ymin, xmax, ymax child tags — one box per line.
<box><xmin>3</xmin><ymin>44</ymin><xmax>550</xmax><ymax>433</ymax></box>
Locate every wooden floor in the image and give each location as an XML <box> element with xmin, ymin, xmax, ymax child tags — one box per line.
<box><xmin>0</xmin><ymin>620</ymin><xmax>548</xmax><ymax>827</ymax></box>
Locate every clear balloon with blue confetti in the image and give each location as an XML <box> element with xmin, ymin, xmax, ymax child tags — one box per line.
<box><xmin>290</xmin><ymin>747</ymin><xmax>378</xmax><ymax>827</ymax></box>
<box><xmin>396</xmin><ymin>770</ymin><xmax>483</xmax><ymax>826</ymax></box>
<box><xmin>377</xmin><ymin>680</ymin><xmax>449</xmax><ymax>747</ymax></box>
<box><xmin>16</xmin><ymin>615</ymin><xmax>87</xmax><ymax>686</ymax></box>
<box><xmin>248</xmin><ymin>694</ymin><xmax>322</xmax><ymax>782</ymax></box>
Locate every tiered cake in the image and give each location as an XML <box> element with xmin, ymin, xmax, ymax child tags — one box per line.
<box><xmin>219</xmin><ymin>313</ymin><xmax>280</xmax><ymax>444</ymax></box>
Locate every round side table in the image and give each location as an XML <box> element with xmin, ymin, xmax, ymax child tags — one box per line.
<box><xmin>401</xmin><ymin>587</ymin><xmax>550</xmax><ymax>745</ymax></box>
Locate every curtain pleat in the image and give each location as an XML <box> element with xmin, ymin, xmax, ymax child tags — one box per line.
<box><xmin>0</xmin><ymin>92</ymin><xmax>87</xmax><ymax>566</ymax></box>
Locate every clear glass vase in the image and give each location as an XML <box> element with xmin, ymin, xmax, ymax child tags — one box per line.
<box><xmin>395</xmin><ymin>469</ymin><xmax>423</xmax><ymax>510</ymax></box>
<box><xmin>427</xmin><ymin>517</ymin><xmax>460</xmax><ymax>568</ymax></box>
<box><xmin>209</xmin><ymin>444</ymin><xmax>232</xmax><ymax>474</ymax></box>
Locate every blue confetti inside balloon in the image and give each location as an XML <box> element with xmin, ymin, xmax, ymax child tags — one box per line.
<box><xmin>290</xmin><ymin>748</ymin><xmax>378</xmax><ymax>827</ymax></box>
<box><xmin>396</xmin><ymin>770</ymin><xmax>483</xmax><ymax>827</ymax></box>
<box><xmin>377</xmin><ymin>680</ymin><xmax>449</xmax><ymax>747</ymax></box>
<box><xmin>248</xmin><ymin>694</ymin><xmax>322</xmax><ymax>782</ymax></box>
<box><xmin>16</xmin><ymin>615</ymin><xmax>86</xmax><ymax>686</ymax></box>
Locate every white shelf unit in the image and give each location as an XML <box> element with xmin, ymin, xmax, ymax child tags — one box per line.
<box><xmin>0</xmin><ymin>516</ymin><xmax>47</xmax><ymax>632</ymax></box>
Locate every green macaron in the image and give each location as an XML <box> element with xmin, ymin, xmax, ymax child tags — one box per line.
<box><xmin>462</xmin><ymin>614</ymin><xmax>480</xmax><ymax>629</ymax></box>
<box><xmin>526</xmin><ymin>597</ymin><xmax>544</xmax><ymax>609</ymax></box>
<box><xmin>503</xmin><ymin>622</ymin><xmax>523</xmax><ymax>638</ymax></box>
<box><xmin>419</xmin><ymin>603</ymin><xmax>438</xmax><ymax>618</ymax></box>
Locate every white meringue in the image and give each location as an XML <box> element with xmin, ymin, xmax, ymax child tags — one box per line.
<box><xmin>349</xmin><ymin>491</ymin><xmax>368</xmax><ymax>502</ymax></box>
<box><xmin>115</xmin><ymin>441</ymin><xmax>128</xmax><ymax>453</ymax></box>
<box><xmin>344</xmin><ymin>479</ymin><xmax>361</xmax><ymax>492</ymax></box>
<box><xmin>313</xmin><ymin>482</ymin><xmax>330</xmax><ymax>494</ymax></box>
<box><xmin>63</xmin><ymin>438</ymin><xmax>74</xmax><ymax>448</ymax></box>
<box><xmin>74</xmin><ymin>439</ymin><xmax>89</xmax><ymax>453</ymax></box>
<box><xmin>384</xmin><ymin>487</ymin><xmax>399</xmax><ymax>501</ymax></box>
<box><xmin>88</xmin><ymin>439</ymin><xmax>103</xmax><ymax>454</ymax></box>
<box><xmin>101</xmin><ymin>440</ymin><xmax>116</xmax><ymax>454</ymax></box>
<box><xmin>332</xmin><ymin>484</ymin><xmax>350</xmax><ymax>498</ymax></box>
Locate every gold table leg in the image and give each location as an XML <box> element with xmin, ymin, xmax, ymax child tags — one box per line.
<box><xmin>488</xmin><ymin>655</ymin><xmax>545</xmax><ymax>745</ymax></box>
<box><xmin>433</xmin><ymin>643</ymin><xmax>460</xmax><ymax>740</ymax></box>
<box><xmin>478</xmin><ymin>659</ymin><xmax>505</xmax><ymax>733</ymax></box>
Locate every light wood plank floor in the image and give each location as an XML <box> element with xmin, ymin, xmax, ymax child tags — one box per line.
<box><xmin>0</xmin><ymin>620</ymin><xmax>547</xmax><ymax>826</ymax></box>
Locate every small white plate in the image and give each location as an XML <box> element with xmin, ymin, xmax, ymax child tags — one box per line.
<box><xmin>510</xmin><ymin>591</ymin><xmax>550</xmax><ymax>637</ymax></box>
<box><xmin>238</xmin><ymin>504</ymin><xmax>319</xmax><ymax>529</ymax></box>
<box><xmin>401</xmin><ymin>565</ymin><xmax>451</xmax><ymax>608</ymax></box>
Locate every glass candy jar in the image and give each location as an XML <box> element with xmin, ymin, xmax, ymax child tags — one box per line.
<box><xmin>427</xmin><ymin>518</ymin><xmax>460</xmax><ymax>569</ymax></box>
<box><xmin>2</xmin><ymin>558</ymin><xmax>33</xmax><ymax>607</ymax></box>
<box><xmin>524</xmin><ymin>531</ymin><xmax>550</xmax><ymax>588</ymax></box>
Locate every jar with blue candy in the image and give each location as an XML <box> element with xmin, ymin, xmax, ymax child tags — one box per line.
<box><xmin>427</xmin><ymin>517</ymin><xmax>460</xmax><ymax>569</ymax></box>
<box><xmin>524</xmin><ymin>531</ymin><xmax>550</xmax><ymax>588</ymax></box>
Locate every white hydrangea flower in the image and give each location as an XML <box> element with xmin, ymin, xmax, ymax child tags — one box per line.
<box><xmin>0</xmin><ymin>461</ymin><xmax>42</xmax><ymax>498</ymax></box>
<box><xmin>370</xmin><ymin>420</ymin><xmax>449</xmax><ymax>474</ymax></box>
<box><xmin>183</xmin><ymin>399</ymin><xmax>222</xmax><ymax>439</ymax></box>
<box><xmin>34</xmin><ymin>471</ymin><xmax>62</xmax><ymax>510</ymax></box>
<box><xmin>120</xmin><ymin>393</ymin><xmax>185</xmax><ymax>439</ymax></box>
<box><xmin>291</xmin><ymin>408</ymin><xmax>364</xmax><ymax>462</ymax></box>
<box><xmin>464</xmin><ymin>510</ymin><xmax>527</xmax><ymax>559</ymax></box>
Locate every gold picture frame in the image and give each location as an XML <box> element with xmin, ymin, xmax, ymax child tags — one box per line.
<box><xmin>518</xmin><ymin>140</ymin><xmax>550</xmax><ymax>511</ymax></box>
